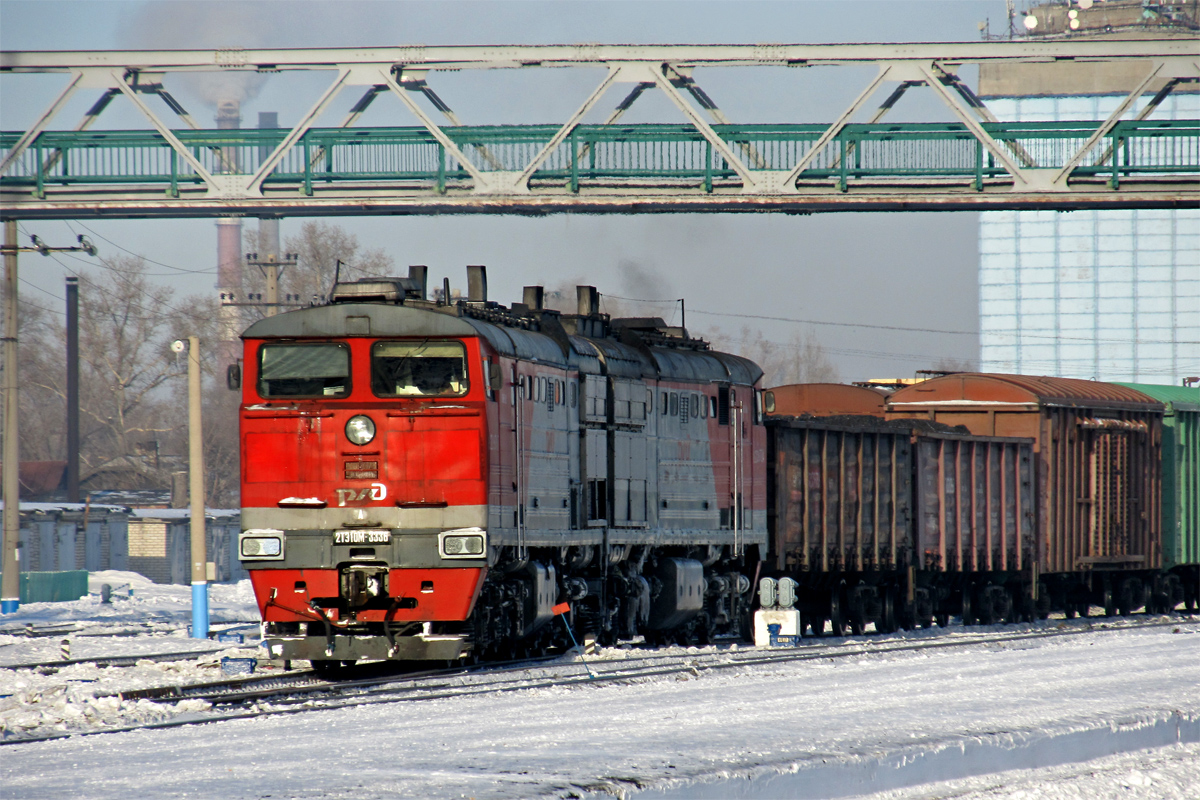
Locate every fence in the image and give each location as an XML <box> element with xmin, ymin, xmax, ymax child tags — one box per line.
<box><xmin>12</xmin><ymin>504</ymin><xmax>245</xmax><ymax>586</ymax></box>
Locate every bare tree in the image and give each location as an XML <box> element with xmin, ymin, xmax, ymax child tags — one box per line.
<box><xmin>243</xmin><ymin>220</ymin><xmax>395</xmax><ymax>312</ymax></box>
<box><xmin>705</xmin><ymin>326</ymin><xmax>839</xmax><ymax>387</ymax></box>
<box><xmin>2</xmin><ymin>299</ymin><xmax>66</xmax><ymax>463</ymax></box>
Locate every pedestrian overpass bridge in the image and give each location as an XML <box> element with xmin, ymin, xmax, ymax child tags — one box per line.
<box><xmin>1</xmin><ymin>40</ymin><xmax>1197</xmax><ymax>219</ymax></box>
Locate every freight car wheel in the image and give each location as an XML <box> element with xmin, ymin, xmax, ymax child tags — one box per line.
<box><xmin>828</xmin><ymin>591</ymin><xmax>847</xmax><ymax>637</ymax></box>
<box><xmin>1103</xmin><ymin>585</ymin><xmax>1117</xmax><ymax>618</ymax></box>
<box><xmin>879</xmin><ymin>588</ymin><xmax>899</xmax><ymax>634</ymax></box>
<box><xmin>960</xmin><ymin>591</ymin><xmax>975</xmax><ymax>627</ymax></box>
<box><xmin>935</xmin><ymin>612</ymin><xmax>950</xmax><ymax>629</ymax></box>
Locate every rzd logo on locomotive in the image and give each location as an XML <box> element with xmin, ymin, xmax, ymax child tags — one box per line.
<box><xmin>335</xmin><ymin>483</ymin><xmax>388</xmax><ymax>506</ymax></box>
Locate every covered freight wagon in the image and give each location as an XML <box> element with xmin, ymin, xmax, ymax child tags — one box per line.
<box><xmin>887</xmin><ymin>374</ymin><xmax>1163</xmax><ymax>616</ymax></box>
<box><xmin>1117</xmin><ymin>383</ymin><xmax>1199</xmax><ymax>611</ymax></box>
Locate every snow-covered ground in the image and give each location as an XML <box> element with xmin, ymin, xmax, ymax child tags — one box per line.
<box><xmin>1</xmin><ymin>572</ymin><xmax>1197</xmax><ymax>799</ymax></box>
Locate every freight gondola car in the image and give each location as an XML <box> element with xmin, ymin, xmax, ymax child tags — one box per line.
<box><xmin>236</xmin><ymin>268</ymin><xmax>765</xmax><ymax>667</ymax></box>
<box><xmin>764</xmin><ymin>410</ymin><xmax>1037</xmax><ymax>636</ymax></box>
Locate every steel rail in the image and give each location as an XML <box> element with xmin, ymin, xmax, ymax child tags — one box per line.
<box><xmin>219</xmin><ymin>617</ymin><xmax>1199</xmax><ymax>711</ymax></box>
<box><xmin>1</xmin><ymin>646</ymin><xmax>232</xmax><ymax>672</ymax></box>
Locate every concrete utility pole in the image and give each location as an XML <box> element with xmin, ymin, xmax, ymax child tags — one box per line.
<box><xmin>175</xmin><ymin>335</ymin><xmax>209</xmax><ymax>638</ymax></box>
<box><xmin>65</xmin><ymin>276</ymin><xmax>79</xmax><ymax>502</ymax></box>
<box><xmin>1</xmin><ymin>226</ymin><xmax>96</xmax><ymax>614</ymax></box>
<box><xmin>243</xmin><ymin>252</ymin><xmax>300</xmax><ymax>318</ymax></box>
<box><xmin>2</xmin><ymin>221</ymin><xmax>19</xmax><ymax>614</ymax></box>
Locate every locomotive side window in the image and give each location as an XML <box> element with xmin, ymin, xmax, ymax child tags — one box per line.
<box><xmin>371</xmin><ymin>340</ymin><xmax>468</xmax><ymax>397</ymax></box>
<box><xmin>258</xmin><ymin>343</ymin><xmax>350</xmax><ymax>398</ymax></box>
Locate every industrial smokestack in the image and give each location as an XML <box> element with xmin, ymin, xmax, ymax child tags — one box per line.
<box><xmin>216</xmin><ymin>100</ymin><xmax>241</xmax><ymax>130</ymax></box>
<box><xmin>216</xmin><ymin>100</ymin><xmax>243</xmax><ymax>367</ymax></box>
<box><xmin>257</xmin><ymin>112</ymin><xmax>282</xmax><ymax>317</ymax></box>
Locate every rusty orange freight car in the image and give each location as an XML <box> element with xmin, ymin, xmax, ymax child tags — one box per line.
<box><xmin>886</xmin><ymin>374</ymin><xmax>1165</xmax><ymax>617</ymax></box>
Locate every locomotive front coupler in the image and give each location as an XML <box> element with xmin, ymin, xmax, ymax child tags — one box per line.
<box><xmin>264</xmin><ymin>588</ymin><xmax>345</xmax><ymax>657</ymax></box>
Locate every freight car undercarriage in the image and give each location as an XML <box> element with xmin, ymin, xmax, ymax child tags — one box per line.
<box><xmin>763</xmin><ymin>567</ymin><xmax>1194</xmax><ymax>637</ymax></box>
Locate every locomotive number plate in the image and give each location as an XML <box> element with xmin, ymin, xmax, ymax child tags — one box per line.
<box><xmin>332</xmin><ymin>529</ymin><xmax>391</xmax><ymax>545</ymax></box>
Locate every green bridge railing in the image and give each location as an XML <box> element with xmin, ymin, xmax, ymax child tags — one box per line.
<box><xmin>3</xmin><ymin>119</ymin><xmax>1197</xmax><ymax>195</ymax></box>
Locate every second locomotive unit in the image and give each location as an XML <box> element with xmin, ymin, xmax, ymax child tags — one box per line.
<box><xmin>237</xmin><ymin>267</ymin><xmax>764</xmax><ymax>667</ymax></box>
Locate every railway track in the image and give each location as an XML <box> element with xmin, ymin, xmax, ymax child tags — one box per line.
<box><xmin>2</xmin><ymin>647</ymin><xmax>241</xmax><ymax>672</ymax></box>
<box><xmin>0</xmin><ymin>623</ymin><xmax>260</xmax><ymax>672</ymax></box>
<box><xmin>4</xmin><ymin>615</ymin><xmax>1196</xmax><ymax>746</ymax></box>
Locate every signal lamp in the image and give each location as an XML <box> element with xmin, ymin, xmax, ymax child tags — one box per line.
<box><xmin>239</xmin><ymin>531</ymin><xmax>285</xmax><ymax>560</ymax></box>
<box><xmin>439</xmin><ymin>528</ymin><xmax>487</xmax><ymax>559</ymax></box>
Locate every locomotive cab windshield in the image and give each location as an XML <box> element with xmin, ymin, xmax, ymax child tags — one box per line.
<box><xmin>258</xmin><ymin>343</ymin><xmax>350</xmax><ymax>398</ymax></box>
<box><xmin>371</xmin><ymin>340</ymin><xmax>468</xmax><ymax>397</ymax></box>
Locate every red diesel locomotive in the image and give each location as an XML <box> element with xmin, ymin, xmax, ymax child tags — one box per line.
<box><xmin>237</xmin><ymin>267</ymin><xmax>765</xmax><ymax>667</ymax></box>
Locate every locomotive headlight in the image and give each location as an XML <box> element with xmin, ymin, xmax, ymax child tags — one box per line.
<box><xmin>439</xmin><ymin>527</ymin><xmax>487</xmax><ymax>559</ymax></box>
<box><xmin>239</xmin><ymin>530</ymin><xmax>285</xmax><ymax>560</ymax></box>
<box><xmin>345</xmin><ymin>414</ymin><xmax>376</xmax><ymax>446</ymax></box>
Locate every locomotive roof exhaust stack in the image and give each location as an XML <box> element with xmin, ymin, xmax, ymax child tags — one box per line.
<box><xmin>466</xmin><ymin>265</ymin><xmax>487</xmax><ymax>304</ymax></box>
<box><xmin>577</xmin><ymin>285</ymin><xmax>599</xmax><ymax>317</ymax></box>
<box><xmin>523</xmin><ymin>286</ymin><xmax>544</xmax><ymax>311</ymax></box>
<box><xmin>407</xmin><ymin>265</ymin><xmax>428</xmax><ymax>300</ymax></box>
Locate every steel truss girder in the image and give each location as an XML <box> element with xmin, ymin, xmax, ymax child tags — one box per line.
<box><xmin>4</xmin><ymin>39</ymin><xmax>1197</xmax><ymax>71</ymax></box>
<box><xmin>3</xmin><ymin>180</ymin><xmax>1194</xmax><ymax>220</ymax></box>
<box><xmin>1</xmin><ymin>40</ymin><xmax>1197</xmax><ymax>216</ymax></box>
